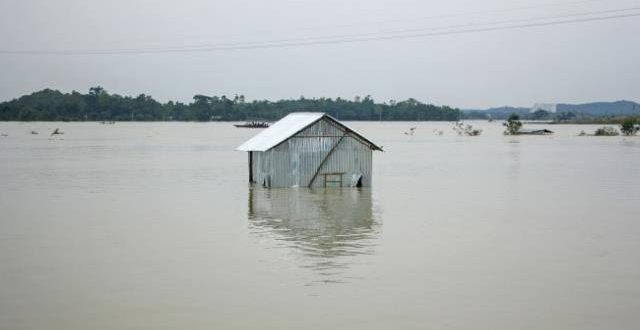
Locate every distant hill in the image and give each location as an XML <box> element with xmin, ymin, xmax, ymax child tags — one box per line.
<box><xmin>556</xmin><ymin>101</ymin><xmax>639</xmax><ymax>117</ymax></box>
<box><xmin>463</xmin><ymin>101</ymin><xmax>640</xmax><ymax>119</ymax></box>
<box><xmin>463</xmin><ymin>106</ymin><xmax>531</xmax><ymax>119</ymax></box>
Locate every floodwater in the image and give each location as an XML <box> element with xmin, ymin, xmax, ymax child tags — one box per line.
<box><xmin>1</xmin><ymin>121</ymin><xmax>639</xmax><ymax>329</ymax></box>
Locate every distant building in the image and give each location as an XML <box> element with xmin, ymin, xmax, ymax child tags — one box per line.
<box><xmin>531</xmin><ymin>103</ymin><xmax>557</xmax><ymax>113</ymax></box>
<box><xmin>236</xmin><ymin>112</ymin><xmax>382</xmax><ymax>188</ymax></box>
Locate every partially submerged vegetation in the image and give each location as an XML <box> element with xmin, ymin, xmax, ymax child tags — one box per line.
<box><xmin>593</xmin><ymin>127</ymin><xmax>620</xmax><ymax>136</ymax></box>
<box><xmin>453</xmin><ymin>121</ymin><xmax>482</xmax><ymax>136</ymax></box>
<box><xmin>503</xmin><ymin>113</ymin><xmax>553</xmax><ymax>135</ymax></box>
<box><xmin>553</xmin><ymin>116</ymin><xmax>640</xmax><ymax>125</ymax></box>
<box><xmin>503</xmin><ymin>113</ymin><xmax>523</xmax><ymax>135</ymax></box>
<box><xmin>620</xmin><ymin>118</ymin><xmax>640</xmax><ymax>136</ymax></box>
<box><xmin>0</xmin><ymin>87</ymin><xmax>461</xmax><ymax>122</ymax></box>
<box><xmin>579</xmin><ymin>119</ymin><xmax>638</xmax><ymax>136</ymax></box>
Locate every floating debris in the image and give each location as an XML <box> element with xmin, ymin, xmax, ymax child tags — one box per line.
<box><xmin>51</xmin><ymin>128</ymin><xmax>64</xmax><ymax>136</ymax></box>
<box><xmin>403</xmin><ymin>127</ymin><xmax>416</xmax><ymax>136</ymax></box>
<box><xmin>30</xmin><ymin>130</ymin><xmax>39</xmax><ymax>135</ymax></box>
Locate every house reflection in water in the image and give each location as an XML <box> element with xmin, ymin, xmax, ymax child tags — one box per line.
<box><xmin>247</xmin><ymin>187</ymin><xmax>380</xmax><ymax>276</ymax></box>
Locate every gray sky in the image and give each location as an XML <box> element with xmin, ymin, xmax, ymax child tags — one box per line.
<box><xmin>0</xmin><ymin>0</ymin><xmax>638</xmax><ymax>108</ymax></box>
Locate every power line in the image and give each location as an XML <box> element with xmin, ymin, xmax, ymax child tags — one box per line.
<box><xmin>1</xmin><ymin>10</ymin><xmax>639</xmax><ymax>55</ymax></box>
<box><xmin>294</xmin><ymin>0</ymin><xmax>618</xmax><ymax>31</ymax></box>
<box><xmin>110</xmin><ymin>6</ymin><xmax>640</xmax><ymax>52</ymax></box>
<box><xmin>121</xmin><ymin>0</ymin><xmax>618</xmax><ymax>44</ymax></box>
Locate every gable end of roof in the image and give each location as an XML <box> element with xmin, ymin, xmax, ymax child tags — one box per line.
<box><xmin>236</xmin><ymin>112</ymin><xmax>382</xmax><ymax>152</ymax></box>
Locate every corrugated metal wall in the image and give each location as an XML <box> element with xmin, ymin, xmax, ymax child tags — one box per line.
<box><xmin>251</xmin><ymin>118</ymin><xmax>373</xmax><ymax>188</ymax></box>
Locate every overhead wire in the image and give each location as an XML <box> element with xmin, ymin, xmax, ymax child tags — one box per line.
<box><xmin>100</xmin><ymin>6</ymin><xmax>640</xmax><ymax>52</ymax></box>
<box><xmin>292</xmin><ymin>0</ymin><xmax>619</xmax><ymax>31</ymax></box>
<box><xmin>1</xmin><ymin>6</ymin><xmax>639</xmax><ymax>55</ymax></box>
<box><xmin>123</xmin><ymin>0</ymin><xmax>619</xmax><ymax>44</ymax></box>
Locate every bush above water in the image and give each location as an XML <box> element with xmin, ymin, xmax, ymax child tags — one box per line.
<box><xmin>594</xmin><ymin>127</ymin><xmax>620</xmax><ymax>136</ymax></box>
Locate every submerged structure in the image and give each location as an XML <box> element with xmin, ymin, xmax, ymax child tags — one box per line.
<box><xmin>517</xmin><ymin>128</ymin><xmax>554</xmax><ymax>135</ymax></box>
<box><xmin>237</xmin><ymin>112</ymin><xmax>382</xmax><ymax>188</ymax></box>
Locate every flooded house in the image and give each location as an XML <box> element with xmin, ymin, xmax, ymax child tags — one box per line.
<box><xmin>236</xmin><ymin>112</ymin><xmax>382</xmax><ymax>188</ymax></box>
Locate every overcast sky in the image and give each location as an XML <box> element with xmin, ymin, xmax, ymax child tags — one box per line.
<box><xmin>0</xmin><ymin>0</ymin><xmax>638</xmax><ymax>108</ymax></box>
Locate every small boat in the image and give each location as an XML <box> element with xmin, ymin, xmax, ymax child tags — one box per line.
<box><xmin>234</xmin><ymin>121</ymin><xmax>270</xmax><ymax>128</ymax></box>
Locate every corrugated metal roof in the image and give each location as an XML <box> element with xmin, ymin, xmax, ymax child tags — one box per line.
<box><xmin>236</xmin><ymin>112</ymin><xmax>382</xmax><ymax>152</ymax></box>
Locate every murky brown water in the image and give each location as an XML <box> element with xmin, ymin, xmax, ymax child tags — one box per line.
<box><xmin>1</xmin><ymin>121</ymin><xmax>639</xmax><ymax>329</ymax></box>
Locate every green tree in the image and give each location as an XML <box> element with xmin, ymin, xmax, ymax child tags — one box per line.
<box><xmin>531</xmin><ymin>110</ymin><xmax>551</xmax><ymax>120</ymax></box>
<box><xmin>620</xmin><ymin>118</ymin><xmax>639</xmax><ymax>136</ymax></box>
<box><xmin>555</xmin><ymin>111</ymin><xmax>576</xmax><ymax>122</ymax></box>
<box><xmin>0</xmin><ymin>88</ymin><xmax>463</xmax><ymax>122</ymax></box>
<box><xmin>503</xmin><ymin>113</ymin><xmax>522</xmax><ymax>135</ymax></box>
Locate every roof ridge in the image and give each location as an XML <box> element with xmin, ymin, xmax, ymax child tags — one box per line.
<box><xmin>236</xmin><ymin>112</ymin><xmax>381</xmax><ymax>152</ymax></box>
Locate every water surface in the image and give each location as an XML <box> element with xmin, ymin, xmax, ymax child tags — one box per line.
<box><xmin>1</xmin><ymin>121</ymin><xmax>639</xmax><ymax>329</ymax></box>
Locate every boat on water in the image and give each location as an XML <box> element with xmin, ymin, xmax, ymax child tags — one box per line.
<box><xmin>234</xmin><ymin>121</ymin><xmax>270</xmax><ymax>128</ymax></box>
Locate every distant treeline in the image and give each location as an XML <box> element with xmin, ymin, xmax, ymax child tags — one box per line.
<box><xmin>0</xmin><ymin>87</ymin><xmax>461</xmax><ymax>122</ymax></box>
<box><xmin>463</xmin><ymin>101</ymin><xmax>640</xmax><ymax>120</ymax></box>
